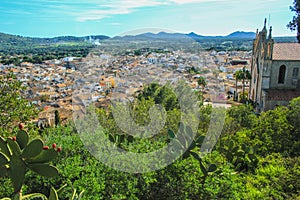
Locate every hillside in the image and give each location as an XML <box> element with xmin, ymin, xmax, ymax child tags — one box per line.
<box><xmin>0</xmin><ymin>32</ymin><xmax>110</xmax><ymax>55</ymax></box>
<box><xmin>0</xmin><ymin>32</ymin><xmax>110</xmax><ymax>45</ymax></box>
<box><xmin>0</xmin><ymin>31</ymin><xmax>297</xmax><ymax>54</ymax></box>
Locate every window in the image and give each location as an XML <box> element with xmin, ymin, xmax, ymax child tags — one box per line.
<box><xmin>293</xmin><ymin>68</ymin><xmax>299</xmax><ymax>77</ymax></box>
<box><xmin>278</xmin><ymin>65</ymin><xmax>286</xmax><ymax>84</ymax></box>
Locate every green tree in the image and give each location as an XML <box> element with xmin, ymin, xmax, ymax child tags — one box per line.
<box><xmin>54</xmin><ymin>110</ymin><xmax>61</xmax><ymax>127</ymax></box>
<box><xmin>138</xmin><ymin>83</ymin><xmax>178</xmax><ymax>111</ymax></box>
<box><xmin>233</xmin><ymin>70</ymin><xmax>243</xmax><ymax>101</ymax></box>
<box><xmin>197</xmin><ymin>76</ymin><xmax>207</xmax><ymax>92</ymax></box>
<box><xmin>287</xmin><ymin>97</ymin><xmax>300</xmax><ymax>155</ymax></box>
<box><xmin>287</xmin><ymin>0</ymin><xmax>300</xmax><ymax>43</ymax></box>
<box><xmin>0</xmin><ymin>73</ymin><xmax>37</xmax><ymax>131</ymax></box>
<box><xmin>234</xmin><ymin>67</ymin><xmax>251</xmax><ymax>103</ymax></box>
<box><xmin>254</xmin><ymin>106</ymin><xmax>293</xmax><ymax>155</ymax></box>
<box><xmin>241</xmin><ymin>67</ymin><xmax>251</xmax><ymax>103</ymax></box>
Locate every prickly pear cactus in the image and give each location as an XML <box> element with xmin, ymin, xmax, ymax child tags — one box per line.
<box><xmin>221</xmin><ymin>139</ymin><xmax>258</xmax><ymax>171</ymax></box>
<box><xmin>0</xmin><ymin>128</ymin><xmax>61</xmax><ymax>194</ymax></box>
<box><xmin>168</xmin><ymin>123</ymin><xmax>217</xmax><ymax>177</ymax></box>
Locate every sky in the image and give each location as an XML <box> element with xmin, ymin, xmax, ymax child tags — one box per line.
<box><xmin>0</xmin><ymin>0</ymin><xmax>296</xmax><ymax>38</ymax></box>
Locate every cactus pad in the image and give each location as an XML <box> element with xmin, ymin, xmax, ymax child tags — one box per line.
<box><xmin>9</xmin><ymin>156</ymin><xmax>26</xmax><ymax>193</ymax></box>
<box><xmin>28</xmin><ymin>163</ymin><xmax>59</xmax><ymax>178</ymax></box>
<box><xmin>207</xmin><ymin>164</ymin><xmax>217</xmax><ymax>172</ymax></box>
<box><xmin>7</xmin><ymin>138</ymin><xmax>21</xmax><ymax>156</ymax></box>
<box><xmin>21</xmin><ymin>139</ymin><xmax>43</xmax><ymax>159</ymax></box>
<box><xmin>0</xmin><ymin>165</ymin><xmax>8</xmax><ymax>178</ymax></box>
<box><xmin>27</xmin><ymin>149</ymin><xmax>58</xmax><ymax>164</ymax></box>
<box><xmin>0</xmin><ymin>136</ymin><xmax>10</xmax><ymax>156</ymax></box>
<box><xmin>0</xmin><ymin>152</ymin><xmax>9</xmax><ymax>166</ymax></box>
<box><xmin>49</xmin><ymin>187</ymin><xmax>59</xmax><ymax>200</ymax></box>
<box><xmin>16</xmin><ymin>130</ymin><xmax>29</xmax><ymax>150</ymax></box>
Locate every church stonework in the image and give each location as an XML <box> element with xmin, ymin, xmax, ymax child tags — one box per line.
<box><xmin>249</xmin><ymin>19</ymin><xmax>300</xmax><ymax>112</ymax></box>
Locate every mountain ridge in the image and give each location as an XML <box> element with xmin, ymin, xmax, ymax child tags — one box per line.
<box><xmin>0</xmin><ymin>31</ymin><xmax>256</xmax><ymax>42</ymax></box>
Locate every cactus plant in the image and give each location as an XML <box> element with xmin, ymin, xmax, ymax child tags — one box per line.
<box><xmin>0</xmin><ymin>184</ymin><xmax>84</xmax><ymax>200</ymax></box>
<box><xmin>47</xmin><ymin>184</ymin><xmax>84</xmax><ymax>200</ymax></box>
<box><xmin>168</xmin><ymin>123</ymin><xmax>217</xmax><ymax>177</ymax></box>
<box><xmin>221</xmin><ymin>139</ymin><xmax>258</xmax><ymax>171</ymax></box>
<box><xmin>0</xmin><ymin>128</ymin><xmax>60</xmax><ymax>198</ymax></box>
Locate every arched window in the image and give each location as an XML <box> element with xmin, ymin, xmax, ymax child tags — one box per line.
<box><xmin>278</xmin><ymin>65</ymin><xmax>286</xmax><ymax>84</ymax></box>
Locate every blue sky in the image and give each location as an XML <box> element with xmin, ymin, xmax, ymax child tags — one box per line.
<box><xmin>0</xmin><ymin>0</ymin><xmax>296</xmax><ymax>37</ymax></box>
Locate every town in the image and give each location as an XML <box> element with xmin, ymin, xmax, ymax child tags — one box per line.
<box><xmin>1</xmin><ymin>0</ymin><xmax>300</xmax><ymax>198</ymax></box>
<box><xmin>0</xmin><ymin>44</ymin><xmax>252</xmax><ymax>127</ymax></box>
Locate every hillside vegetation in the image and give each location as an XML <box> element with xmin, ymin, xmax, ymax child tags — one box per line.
<box><xmin>0</xmin><ymin>78</ymin><xmax>299</xmax><ymax>199</ymax></box>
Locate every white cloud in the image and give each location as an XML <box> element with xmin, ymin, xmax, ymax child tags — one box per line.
<box><xmin>4</xmin><ymin>0</ymin><xmax>271</xmax><ymax>23</ymax></box>
<box><xmin>168</xmin><ymin>0</ymin><xmax>228</xmax><ymax>4</ymax></box>
<box><xmin>110</xmin><ymin>22</ymin><xmax>121</xmax><ymax>26</ymax></box>
<box><xmin>76</xmin><ymin>8</ymin><xmax>131</xmax><ymax>22</ymax></box>
<box><xmin>75</xmin><ymin>0</ymin><xmax>167</xmax><ymax>22</ymax></box>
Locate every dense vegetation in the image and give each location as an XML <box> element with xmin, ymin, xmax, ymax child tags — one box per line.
<box><xmin>0</xmin><ymin>32</ymin><xmax>111</xmax><ymax>65</ymax></box>
<box><xmin>0</xmin><ymin>44</ymin><xmax>95</xmax><ymax>65</ymax></box>
<box><xmin>0</xmin><ymin>77</ymin><xmax>300</xmax><ymax>199</ymax></box>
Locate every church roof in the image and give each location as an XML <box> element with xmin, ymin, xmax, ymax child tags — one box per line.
<box><xmin>272</xmin><ymin>43</ymin><xmax>300</xmax><ymax>61</ymax></box>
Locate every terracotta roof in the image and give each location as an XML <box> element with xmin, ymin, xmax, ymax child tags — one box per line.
<box><xmin>272</xmin><ymin>43</ymin><xmax>300</xmax><ymax>61</ymax></box>
<box><xmin>266</xmin><ymin>89</ymin><xmax>300</xmax><ymax>101</ymax></box>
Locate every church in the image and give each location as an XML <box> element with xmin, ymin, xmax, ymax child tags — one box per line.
<box><xmin>249</xmin><ymin>19</ymin><xmax>300</xmax><ymax>112</ymax></box>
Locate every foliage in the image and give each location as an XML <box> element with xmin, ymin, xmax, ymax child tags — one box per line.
<box><xmin>287</xmin><ymin>0</ymin><xmax>300</xmax><ymax>43</ymax></box>
<box><xmin>233</xmin><ymin>67</ymin><xmax>251</xmax><ymax>102</ymax></box>
<box><xmin>220</xmin><ymin>138</ymin><xmax>259</xmax><ymax>172</ymax></box>
<box><xmin>287</xmin><ymin>97</ymin><xmax>300</xmax><ymax>156</ymax></box>
<box><xmin>0</xmin><ymin>127</ymin><xmax>60</xmax><ymax>199</ymax></box>
<box><xmin>0</xmin><ymin>74</ymin><xmax>37</xmax><ymax>132</ymax></box>
<box><xmin>253</xmin><ymin>106</ymin><xmax>293</xmax><ymax>155</ymax></box>
<box><xmin>54</xmin><ymin>110</ymin><xmax>61</xmax><ymax>127</ymax></box>
<box><xmin>1</xmin><ymin>77</ymin><xmax>300</xmax><ymax>199</ymax></box>
<box><xmin>167</xmin><ymin>127</ymin><xmax>217</xmax><ymax>177</ymax></box>
<box><xmin>138</xmin><ymin>83</ymin><xmax>179</xmax><ymax>111</ymax></box>
<box><xmin>226</xmin><ymin>104</ymin><xmax>257</xmax><ymax>130</ymax></box>
<box><xmin>197</xmin><ymin>76</ymin><xmax>207</xmax><ymax>92</ymax></box>
<box><xmin>244</xmin><ymin>154</ymin><xmax>300</xmax><ymax>199</ymax></box>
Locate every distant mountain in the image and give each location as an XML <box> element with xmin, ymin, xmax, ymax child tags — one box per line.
<box><xmin>186</xmin><ymin>32</ymin><xmax>205</xmax><ymax>40</ymax></box>
<box><xmin>113</xmin><ymin>31</ymin><xmax>190</xmax><ymax>42</ymax></box>
<box><xmin>186</xmin><ymin>31</ymin><xmax>256</xmax><ymax>39</ymax></box>
<box><xmin>112</xmin><ymin>31</ymin><xmax>257</xmax><ymax>42</ymax></box>
<box><xmin>0</xmin><ymin>31</ymin><xmax>296</xmax><ymax>55</ymax></box>
<box><xmin>226</xmin><ymin>31</ymin><xmax>256</xmax><ymax>39</ymax></box>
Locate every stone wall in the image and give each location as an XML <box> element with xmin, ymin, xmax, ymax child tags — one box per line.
<box><xmin>270</xmin><ymin>61</ymin><xmax>300</xmax><ymax>90</ymax></box>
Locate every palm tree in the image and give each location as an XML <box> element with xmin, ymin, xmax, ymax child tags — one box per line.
<box><xmin>233</xmin><ymin>70</ymin><xmax>243</xmax><ymax>101</ymax></box>
<box><xmin>234</xmin><ymin>67</ymin><xmax>252</xmax><ymax>103</ymax></box>
<box><xmin>240</xmin><ymin>67</ymin><xmax>252</xmax><ymax>103</ymax></box>
<box><xmin>242</xmin><ymin>67</ymin><xmax>252</xmax><ymax>103</ymax></box>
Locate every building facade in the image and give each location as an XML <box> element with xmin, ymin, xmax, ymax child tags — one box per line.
<box><xmin>249</xmin><ymin>20</ymin><xmax>300</xmax><ymax>111</ymax></box>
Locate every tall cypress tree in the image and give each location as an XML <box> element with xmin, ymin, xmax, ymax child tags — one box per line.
<box><xmin>54</xmin><ymin>110</ymin><xmax>61</xmax><ymax>126</ymax></box>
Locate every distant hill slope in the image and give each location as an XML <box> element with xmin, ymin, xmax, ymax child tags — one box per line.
<box><xmin>0</xmin><ymin>32</ymin><xmax>110</xmax><ymax>45</ymax></box>
<box><xmin>1</xmin><ymin>31</ymin><xmax>295</xmax><ymax>45</ymax></box>
<box><xmin>112</xmin><ymin>31</ymin><xmax>257</xmax><ymax>41</ymax></box>
<box><xmin>0</xmin><ymin>32</ymin><xmax>110</xmax><ymax>55</ymax></box>
<box><xmin>226</xmin><ymin>31</ymin><xmax>256</xmax><ymax>39</ymax></box>
<box><xmin>0</xmin><ymin>31</ymin><xmax>297</xmax><ymax>54</ymax></box>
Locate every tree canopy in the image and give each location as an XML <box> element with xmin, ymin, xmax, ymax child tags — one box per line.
<box><xmin>0</xmin><ymin>73</ymin><xmax>37</xmax><ymax>131</ymax></box>
<box><xmin>287</xmin><ymin>0</ymin><xmax>300</xmax><ymax>43</ymax></box>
